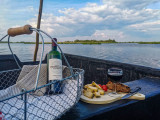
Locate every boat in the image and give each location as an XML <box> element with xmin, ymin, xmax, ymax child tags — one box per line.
<box><xmin>1</xmin><ymin>1</ymin><xmax>160</xmax><ymax>119</ymax></box>
<box><xmin>1</xmin><ymin>53</ymin><xmax>160</xmax><ymax>120</ymax></box>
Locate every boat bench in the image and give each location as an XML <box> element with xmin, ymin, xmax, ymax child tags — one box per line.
<box><xmin>59</xmin><ymin>77</ymin><xmax>160</xmax><ymax>120</ymax></box>
<box><xmin>0</xmin><ymin>54</ymin><xmax>22</xmax><ymax>71</ymax></box>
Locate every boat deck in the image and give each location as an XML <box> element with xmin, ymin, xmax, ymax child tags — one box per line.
<box><xmin>59</xmin><ymin>77</ymin><xmax>160</xmax><ymax>120</ymax></box>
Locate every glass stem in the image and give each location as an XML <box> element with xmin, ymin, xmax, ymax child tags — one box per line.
<box><xmin>114</xmin><ymin>83</ymin><xmax>117</xmax><ymax>94</ymax></box>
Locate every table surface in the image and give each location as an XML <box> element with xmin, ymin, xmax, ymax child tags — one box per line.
<box><xmin>59</xmin><ymin>77</ymin><xmax>160</xmax><ymax>120</ymax></box>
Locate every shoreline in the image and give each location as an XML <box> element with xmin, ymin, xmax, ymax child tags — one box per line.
<box><xmin>1</xmin><ymin>41</ymin><xmax>160</xmax><ymax>44</ymax></box>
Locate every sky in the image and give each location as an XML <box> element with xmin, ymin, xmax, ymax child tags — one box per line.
<box><xmin>0</xmin><ymin>0</ymin><xmax>160</xmax><ymax>42</ymax></box>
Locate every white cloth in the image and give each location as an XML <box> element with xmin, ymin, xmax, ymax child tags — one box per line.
<box><xmin>0</xmin><ymin>80</ymin><xmax>79</xmax><ymax>120</ymax></box>
<box><xmin>0</xmin><ymin>64</ymin><xmax>83</xmax><ymax>120</ymax></box>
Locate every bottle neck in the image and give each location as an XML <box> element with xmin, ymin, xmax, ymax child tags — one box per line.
<box><xmin>52</xmin><ymin>46</ymin><xmax>57</xmax><ymax>51</ymax></box>
<box><xmin>52</xmin><ymin>38</ymin><xmax>57</xmax><ymax>51</ymax></box>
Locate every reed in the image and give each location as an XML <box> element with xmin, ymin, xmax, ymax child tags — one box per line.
<box><xmin>1</xmin><ymin>40</ymin><xmax>160</xmax><ymax>44</ymax></box>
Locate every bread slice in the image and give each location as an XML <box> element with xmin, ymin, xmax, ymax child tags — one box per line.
<box><xmin>106</xmin><ymin>81</ymin><xmax>115</xmax><ymax>90</ymax></box>
<box><xmin>106</xmin><ymin>81</ymin><xmax>130</xmax><ymax>93</ymax></box>
<box><xmin>116</xmin><ymin>83</ymin><xmax>130</xmax><ymax>93</ymax></box>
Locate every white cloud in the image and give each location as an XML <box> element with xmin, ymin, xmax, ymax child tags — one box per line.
<box><xmin>1</xmin><ymin>0</ymin><xmax>160</xmax><ymax>42</ymax></box>
<box><xmin>27</xmin><ymin>0</ymin><xmax>160</xmax><ymax>41</ymax></box>
<box><xmin>128</xmin><ymin>20</ymin><xmax>160</xmax><ymax>35</ymax></box>
<box><xmin>92</xmin><ymin>30</ymin><xmax>125</xmax><ymax>40</ymax></box>
<box><xmin>102</xmin><ymin>0</ymin><xmax>160</xmax><ymax>9</ymax></box>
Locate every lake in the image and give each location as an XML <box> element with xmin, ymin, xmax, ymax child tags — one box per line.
<box><xmin>0</xmin><ymin>43</ymin><xmax>160</xmax><ymax>69</ymax></box>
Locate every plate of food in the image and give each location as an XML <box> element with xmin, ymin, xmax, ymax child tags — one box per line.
<box><xmin>80</xmin><ymin>81</ymin><xmax>145</xmax><ymax>104</ymax></box>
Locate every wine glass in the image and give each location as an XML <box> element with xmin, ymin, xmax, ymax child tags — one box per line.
<box><xmin>107</xmin><ymin>67</ymin><xmax>123</xmax><ymax>97</ymax></box>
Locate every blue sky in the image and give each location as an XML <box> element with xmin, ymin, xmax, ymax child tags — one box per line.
<box><xmin>0</xmin><ymin>0</ymin><xmax>160</xmax><ymax>42</ymax></box>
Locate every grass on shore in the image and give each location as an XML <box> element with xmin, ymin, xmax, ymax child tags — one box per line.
<box><xmin>0</xmin><ymin>39</ymin><xmax>117</xmax><ymax>45</ymax></box>
<box><xmin>121</xmin><ymin>41</ymin><xmax>160</xmax><ymax>44</ymax></box>
<box><xmin>136</xmin><ymin>42</ymin><xmax>160</xmax><ymax>44</ymax></box>
<box><xmin>1</xmin><ymin>40</ymin><xmax>160</xmax><ymax>44</ymax></box>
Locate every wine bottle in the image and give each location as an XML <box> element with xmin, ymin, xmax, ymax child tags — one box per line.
<box><xmin>47</xmin><ymin>38</ymin><xmax>63</xmax><ymax>94</ymax></box>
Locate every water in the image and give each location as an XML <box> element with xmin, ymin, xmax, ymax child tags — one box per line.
<box><xmin>0</xmin><ymin>43</ymin><xmax>160</xmax><ymax>69</ymax></box>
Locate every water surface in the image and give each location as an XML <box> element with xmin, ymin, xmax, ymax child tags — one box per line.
<box><xmin>0</xmin><ymin>43</ymin><xmax>160</xmax><ymax>69</ymax></box>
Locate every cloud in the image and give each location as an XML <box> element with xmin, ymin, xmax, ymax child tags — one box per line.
<box><xmin>51</xmin><ymin>29</ymin><xmax>126</xmax><ymax>42</ymax></box>
<box><xmin>1</xmin><ymin>0</ymin><xmax>160</xmax><ymax>42</ymax></box>
<box><xmin>102</xmin><ymin>0</ymin><xmax>160</xmax><ymax>9</ymax></box>
<box><xmin>27</xmin><ymin>0</ymin><xmax>160</xmax><ymax>42</ymax></box>
<box><xmin>127</xmin><ymin>20</ymin><xmax>160</xmax><ymax>37</ymax></box>
<box><xmin>92</xmin><ymin>30</ymin><xmax>125</xmax><ymax>40</ymax></box>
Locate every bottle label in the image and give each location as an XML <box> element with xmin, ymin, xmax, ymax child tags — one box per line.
<box><xmin>49</xmin><ymin>59</ymin><xmax>62</xmax><ymax>81</ymax></box>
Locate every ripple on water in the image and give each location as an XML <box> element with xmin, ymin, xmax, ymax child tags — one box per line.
<box><xmin>0</xmin><ymin>43</ymin><xmax>160</xmax><ymax>69</ymax></box>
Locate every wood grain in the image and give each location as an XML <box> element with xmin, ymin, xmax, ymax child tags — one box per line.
<box><xmin>8</xmin><ymin>25</ymin><xmax>32</xmax><ymax>37</ymax></box>
<box><xmin>80</xmin><ymin>92</ymin><xmax>145</xmax><ymax>104</ymax></box>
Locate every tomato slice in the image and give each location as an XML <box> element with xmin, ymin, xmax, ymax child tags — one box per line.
<box><xmin>102</xmin><ymin>85</ymin><xmax>108</xmax><ymax>92</ymax></box>
<box><xmin>99</xmin><ymin>84</ymin><xmax>103</xmax><ymax>88</ymax></box>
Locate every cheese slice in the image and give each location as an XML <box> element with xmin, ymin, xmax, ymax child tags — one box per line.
<box><xmin>83</xmin><ymin>90</ymin><xmax>94</xmax><ymax>99</ymax></box>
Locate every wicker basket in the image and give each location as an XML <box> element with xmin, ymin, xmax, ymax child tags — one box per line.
<box><xmin>0</xmin><ymin>26</ymin><xmax>84</xmax><ymax>120</ymax></box>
